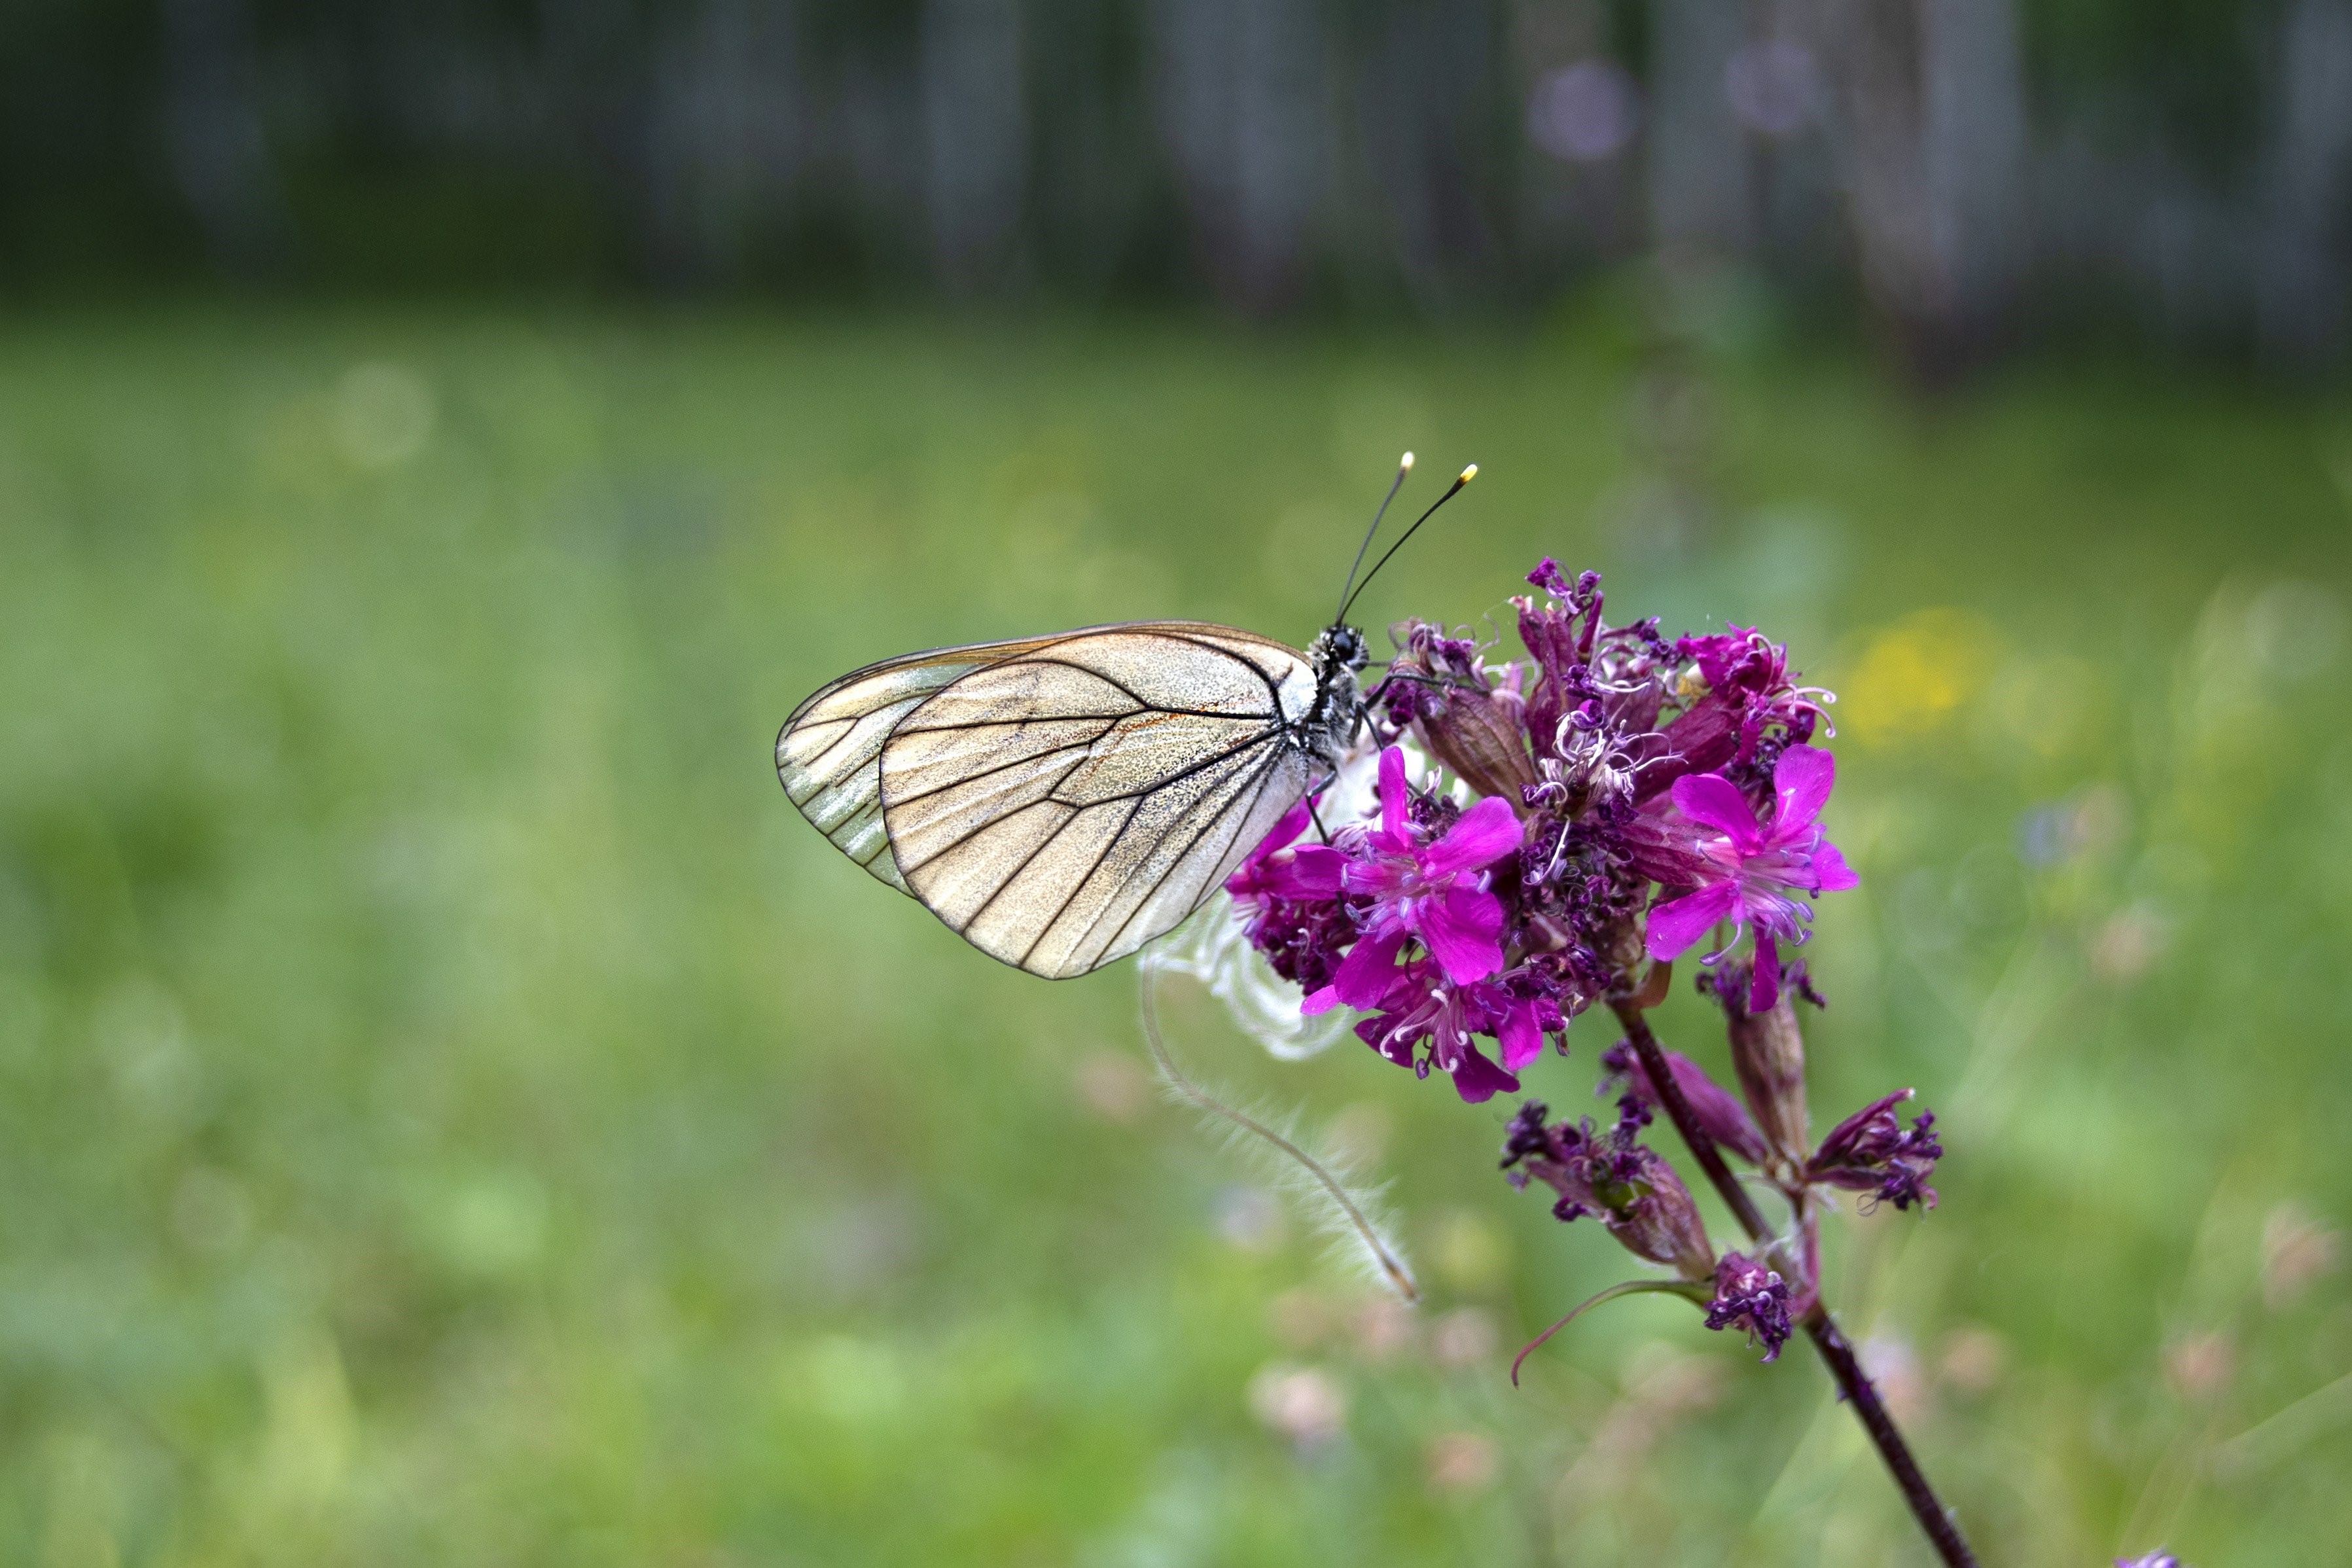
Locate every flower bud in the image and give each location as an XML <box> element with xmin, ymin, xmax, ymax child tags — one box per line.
<box><xmin>1809</xmin><ymin>1090</ymin><xmax>1942</xmax><ymax>1211</ymax></box>
<box><xmin>1413</xmin><ymin>686</ymin><xmax>1537</xmax><ymax>804</ymax></box>
<box><xmin>1385</xmin><ymin>622</ymin><xmax>1537</xmax><ymax>805</ymax></box>
<box><xmin>1604</xmin><ymin>1152</ymin><xmax>1717</xmax><ymax>1282</ymax></box>
<box><xmin>1503</xmin><ymin>1099</ymin><xmax>1717</xmax><ymax>1281</ymax></box>
<box><xmin>1720</xmin><ymin>980</ymin><xmax>1811</xmax><ymax>1167</ymax></box>
<box><xmin>1599</xmin><ymin>1041</ymin><xmax>1769</xmax><ymax>1166</ymax></box>
<box><xmin>1704</xmin><ymin>1251</ymin><xmax>1793</xmax><ymax>1361</ymax></box>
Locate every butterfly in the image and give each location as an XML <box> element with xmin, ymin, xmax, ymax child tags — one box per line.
<box><xmin>776</xmin><ymin>455</ymin><xmax>1474</xmax><ymax>978</ymax></box>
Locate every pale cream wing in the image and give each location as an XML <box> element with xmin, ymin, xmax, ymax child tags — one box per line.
<box><xmin>878</xmin><ymin>626</ymin><xmax>1321</xmax><ymax>978</ymax></box>
<box><xmin>777</xmin><ymin>633</ymin><xmax>1082</xmax><ymax>889</ymax></box>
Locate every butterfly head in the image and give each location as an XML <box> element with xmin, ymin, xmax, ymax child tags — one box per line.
<box><xmin>1313</xmin><ymin>622</ymin><xmax>1371</xmax><ymax>676</ymax></box>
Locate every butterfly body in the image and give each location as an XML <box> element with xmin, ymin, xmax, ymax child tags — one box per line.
<box><xmin>778</xmin><ymin>619</ymin><xmax>1369</xmax><ymax>978</ymax></box>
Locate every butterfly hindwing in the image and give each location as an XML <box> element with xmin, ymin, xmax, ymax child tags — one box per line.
<box><xmin>777</xmin><ymin>633</ymin><xmax>1080</xmax><ymax>891</ymax></box>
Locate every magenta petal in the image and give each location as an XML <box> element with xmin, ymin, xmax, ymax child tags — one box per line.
<box><xmin>1254</xmin><ymin>800</ymin><xmax>1313</xmax><ymax>858</ymax></box>
<box><xmin>1749</xmin><ymin>937</ymin><xmax>1782</xmax><ymax>1014</ymax></box>
<box><xmin>1360</xmin><ymin>1010</ymin><xmax>1417</xmax><ymax>1067</ymax></box>
<box><xmin>1376</xmin><ymin>746</ymin><xmax>1409</xmax><ymax>846</ymax></box>
<box><xmin>1448</xmin><ymin>1044</ymin><xmax>1519</xmax><ymax>1104</ymax></box>
<box><xmin>1328</xmin><ymin>927</ymin><xmax>1408</xmax><ymax>1010</ymax></box>
<box><xmin>1671</xmin><ymin>772</ymin><xmax>1766</xmax><ymax>852</ymax></box>
<box><xmin>1419</xmin><ymin>795</ymin><xmax>1524</xmax><ymax>879</ymax></box>
<box><xmin>1772</xmin><ymin>745</ymin><xmax>1836</xmax><ymax>835</ymax></box>
<box><xmin>1643</xmin><ymin>880</ymin><xmax>1740</xmax><ymax>961</ymax></box>
<box><xmin>1808</xmin><ymin>837</ymin><xmax>1859</xmax><ymax>893</ymax></box>
<box><xmin>1419</xmin><ymin>885</ymin><xmax>1506</xmax><ymax>983</ymax></box>
<box><xmin>1497</xmin><ymin>1000</ymin><xmax>1545</xmax><ymax>1071</ymax></box>
<box><xmin>1269</xmin><ymin>844</ymin><xmax>1347</xmax><ymax>897</ymax></box>
<box><xmin>1302</xmin><ymin>984</ymin><xmax>1341</xmax><ymax>1016</ymax></box>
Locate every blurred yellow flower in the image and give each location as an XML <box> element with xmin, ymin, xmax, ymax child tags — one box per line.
<box><xmin>1841</xmin><ymin>608</ymin><xmax>2000</xmax><ymax>746</ymax></box>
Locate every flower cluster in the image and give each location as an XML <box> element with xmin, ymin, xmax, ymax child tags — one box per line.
<box><xmin>1228</xmin><ymin>561</ymin><xmax>1847</xmax><ymax>1103</ymax></box>
<box><xmin>1196</xmin><ymin>559</ymin><xmax>1992</xmax><ymax>1558</ymax></box>
<box><xmin>1222</xmin><ymin>562</ymin><xmax>1946</xmax><ymax>1364</ymax></box>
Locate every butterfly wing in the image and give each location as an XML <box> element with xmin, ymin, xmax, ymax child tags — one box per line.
<box><xmin>777</xmin><ymin>632</ymin><xmax>1080</xmax><ymax>890</ymax></box>
<box><xmin>778</xmin><ymin>622</ymin><xmax>1324</xmax><ymax>977</ymax></box>
<box><xmin>879</xmin><ymin>625</ymin><xmax>1321</xmax><ymax>978</ymax></box>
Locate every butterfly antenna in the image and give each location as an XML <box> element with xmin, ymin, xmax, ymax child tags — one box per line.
<box><xmin>1333</xmin><ymin>452</ymin><xmax>1414</xmax><ymax>626</ymax></box>
<box><xmin>1337</xmin><ymin>463</ymin><xmax>1476</xmax><ymax>624</ymax></box>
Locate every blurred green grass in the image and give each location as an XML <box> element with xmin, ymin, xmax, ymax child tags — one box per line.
<box><xmin>1</xmin><ymin>306</ymin><xmax>2349</xmax><ymax>1567</ymax></box>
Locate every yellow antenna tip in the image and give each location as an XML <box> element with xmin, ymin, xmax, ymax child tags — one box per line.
<box><xmin>1400</xmin><ymin>450</ymin><xmax>1415</xmax><ymax>470</ymax></box>
<box><xmin>1459</xmin><ymin>463</ymin><xmax>1478</xmax><ymax>483</ymax></box>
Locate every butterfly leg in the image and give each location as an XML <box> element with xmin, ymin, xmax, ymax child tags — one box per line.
<box><xmin>1364</xmin><ymin>667</ymin><xmax>1484</xmax><ymax>706</ymax></box>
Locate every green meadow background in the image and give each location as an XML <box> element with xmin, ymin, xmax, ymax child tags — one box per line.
<box><xmin>2</xmin><ymin>306</ymin><xmax>2349</xmax><ymax>1566</ymax></box>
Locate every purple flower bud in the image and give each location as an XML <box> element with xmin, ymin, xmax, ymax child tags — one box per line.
<box><xmin>1706</xmin><ymin>961</ymin><xmax>1812</xmax><ymax>1167</ymax></box>
<box><xmin>1809</xmin><ymin>1090</ymin><xmax>1943</xmax><ymax>1211</ymax></box>
<box><xmin>2115</xmin><ymin>1554</ymin><xmax>2185</xmax><ymax>1568</ymax></box>
<box><xmin>1637</xmin><ymin>627</ymin><xmax>1832</xmax><ymax>802</ymax></box>
<box><xmin>1513</xmin><ymin>565</ymin><xmax>1609</xmax><ymax>760</ymax></box>
<box><xmin>1599</xmin><ymin>1041</ymin><xmax>1770</xmax><ymax>1165</ymax></box>
<box><xmin>1503</xmin><ymin>1099</ymin><xmax>1716</xmax><ymax>1281</ymax></box>
<box><xmin>1704</xmin><ymin>1251</ymin><xmax>1793</xmax><ymax>1361</ymax></box>
<box><xmin>1387</xmin><ymin>622</ymin><xmax>1539</xmax><ymax>804</ymax></box>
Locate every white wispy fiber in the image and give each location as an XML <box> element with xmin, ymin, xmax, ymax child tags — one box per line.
<box><xmin>1144</xmin><ymin>896</ymin><xmax>1346</xmax><ymax>1061</ymax></box>
<box><xmin>1136</xmin><ymin>964</ymin><xmax>1417</xmax><ymax>1303</ymax></box>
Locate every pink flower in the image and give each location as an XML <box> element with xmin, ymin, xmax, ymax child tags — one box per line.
<box><xmin>1348</xmin><ymin>959</ymin><xmax>1546</xmax><ymax>1103</ymax></box>
<box><xmin>1304</xmin><ymin>748</ymin><xmax>1523</xmax><ymax>1011</ymax></box>
<box><xmin>1644</xmin><ymin>744</ymin><xmax>1859</xmax><ymax>1012</ymax></box>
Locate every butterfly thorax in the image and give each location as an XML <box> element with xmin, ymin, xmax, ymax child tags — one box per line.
<box><xmin>1298</xmin><ymin>623</ymin><xmax>1371</xmax><ymax>767</ymax></box>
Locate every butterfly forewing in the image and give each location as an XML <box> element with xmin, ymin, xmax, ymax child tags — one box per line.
<box><xmin>781</xmin><ymin>622</ymin><xmax>1325</xmax><ymax>979</ymax></box>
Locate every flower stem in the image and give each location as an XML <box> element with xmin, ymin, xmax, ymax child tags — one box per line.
<box><xmin>1609</xmin><ymin>999</ymin><xmax>1979</xmax><ymax>1568</ymax></box>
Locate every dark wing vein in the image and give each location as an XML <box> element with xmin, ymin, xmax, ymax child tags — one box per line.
<box><xmin>888</xmin><ymin>650</ymin><xmax>1275</xmax><ymax>731</ymax></box>
<box><xmin>1077</xmin><ymin>741</ymin><xmax>1286</xmax><ymax>967</ymax></box>
<box><xmin>989</xmin><ymin>800</ymin><xmax>1146</xmax><ymax>956</ymax></box>
<box><xmin>1145</xmin><ymin>630</ymin><xmax>1289</xmax><ymax>713</ymax></box>
<box><xmin>891</xmin><ymin>747</ymin><xmax>1096</xmax><ymax>877</ymax></box>
<box><xmin>1122</xmin><ymin>744</ymin><xmax>1291</xmax><ymax>952</ymax></box>
<box><xmin>891</xmin><ymin>698</ymin><xmax>1264</xmax><ymax>735</ymax></box>
<box><xmin>890</xmin><ymin>711</ymin><xmax>1285</xmax><ymax>849</ymax></box>
<box><xmin>883</xmin><ymin>718</ymin><xmax>1119</xmax><ymax>812</ymax></box>
<box><xmin>1043</xmin><ymin>722</ymin><xmax>1286</xmax><ymax>807</ymax></box>
<box><xmin>1012</xmin><ymin>792</ymin><xmax>1156</xmax><ymax>970</ymax></box>
<box><xmin>953</xmin><ymin>798</ymin><xmax>1101</xmax><ymax>936</ymax></box>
